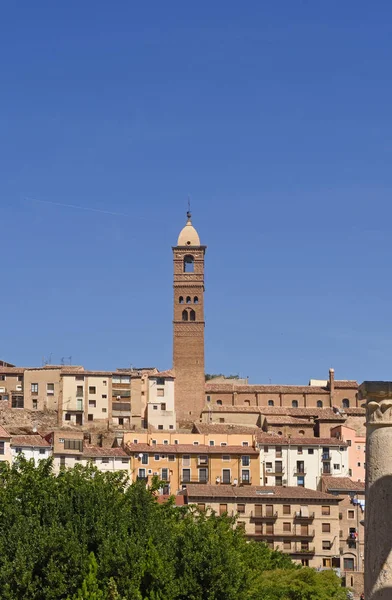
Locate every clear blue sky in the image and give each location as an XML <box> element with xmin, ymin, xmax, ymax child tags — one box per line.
<box><xmin>1</xmin><ymin>2</ymin><xmax>392</xmax><ymax>384</ymax></box>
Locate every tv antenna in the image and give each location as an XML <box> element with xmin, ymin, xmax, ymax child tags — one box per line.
<box><xmin>61</xmin><ymin>356</ymin><xmax>72</xmax><ymax>366</ymax></box>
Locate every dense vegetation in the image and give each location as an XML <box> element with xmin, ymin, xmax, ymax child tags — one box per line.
<box><xmin>0</xmin><ymin>458</ymin><xmax>348</xmax><ymax>600</ymax></box>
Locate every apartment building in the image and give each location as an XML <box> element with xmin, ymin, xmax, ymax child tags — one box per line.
<box><xmin>60</xmin><ymin>370</ymin><xmax>111</xmax><ymax>426</ymax></box>
<box><xmin>126</xmin><ymin>438</ymin><xmax>260</xmax><ymax>494</ymax></box>
<box><xmin>330</xmin><ymin>425</ymin><xmax>365</xmax><ymax>482</ymax></box>
<box><xmin>146</xmin><ymin>371</ymin><xmax>176</xmax><ymax>431</ymax></box>
<box><xmin>257</xmin><ymin>435</ymin><xmax>349</xmax><ymax>490</ymax></box>
<box><xmin>0</xmin><ymin>366</ymin><xmax>24</xmax><ymax>406</ymax></box>
<box><xmin>182</xmin><ymin>484</ymin><xmax>341</xmax><ymax>569</ymax></box>
<box><xmin>23</xmin><ymin>367</ymin><xmax>62</xmax><ymax>410</ymax></box>
<box><xmin>10</xmin><ymin>435</ymin><xmax>52</xmax><ymax>462</ymax></box>
<box><xmin>0</xmin><ymin>425</ymin><xmax>11</xmax><ymax>464</ymax></box>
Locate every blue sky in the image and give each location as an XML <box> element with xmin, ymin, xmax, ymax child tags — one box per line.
<box><xmin>1</xmin><ymin>2</ymin><xmax>392</xmax><ymax>383</ymax></box>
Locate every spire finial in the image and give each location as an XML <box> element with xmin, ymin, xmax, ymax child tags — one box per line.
<box><xmin>187</xmin><ymin>196</ymin><xmax>191</xmax><ymax>221</ymax></box>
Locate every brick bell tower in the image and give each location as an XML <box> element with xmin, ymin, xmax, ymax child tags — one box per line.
<box><xmin>173</xmin><ymin>210</ymin><xmax>206</xmax><ymax>421</ymax></box>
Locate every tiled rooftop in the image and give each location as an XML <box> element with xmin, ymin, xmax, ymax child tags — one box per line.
<box><xmin>322</xmin><ymin>477</ymin><xmax>365</xmax><ymax>492</ymax></box>
<box><xmin>182</xmin><ymin>484</ymin><xmax>341</xmax><ymax>501</ymax></box>
<box><xmin>11</xmin><ymin>435</ymin><xmax>51</xmax><ymax>448</ymax></box>
<box><xmin>126</xmin><ymin>443</ymin><xmax>259</xmax><ymax>455</ymax></box>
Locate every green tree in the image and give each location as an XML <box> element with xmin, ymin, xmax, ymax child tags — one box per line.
<box><xmin>71</xmin><ymin>553</ymin><xmax>104</xmax><ymax>600</ymax></box>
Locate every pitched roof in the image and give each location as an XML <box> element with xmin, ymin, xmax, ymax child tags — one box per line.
<box><xmin>11</xmin><ymin>435</ymin><xmax>51</xmax><ymax>448</ymax></box>
<box><xmin>192</xmin><ymin>423</ymin><xmax>259</xmax><ymax>435</ymax></box>
<box><xmin>334</xmin><ymin>381</ymin><xmax>358</xmax><ymax>389</ymax></box>
<box><xmin>205</xmin><ymin>384</ymin><xmax>329</xmax><ymax>394</ymax></box>
<box><xmin>82</xmin><ymin>446</ymin><xmax>129</xmax><ymax>458</ymax></box>
<box><xmin>182</xmin><ymin>484</ymin><xmax>341</xmax><ymax>501</ymax></box>
<box><xmin>201</xmin><ymin>406</ymin><xmax>346</xmax><ymax>420</ymax></box>
<box><xmin>0</xmin><ymin>425</ymin><xmax>11</xmax><ymax>438</ymax></box>
<box><xmin>256</xmin><ymin>433</ymin><xmax>348</xmax><ymax>447</ymax></box>
<box><xmin>264</xmin><ymin>415</ymin><xmax>314</xmax><ymax>425</ymax></box>
<box><xmin>342</xmin><ymin>408</ymin><xmax>366</xmax><ymax>416</ymax></box>
<box><xmin>155</xmin><ymin>494</ymin><xmax>185</xmax><ymax>506</ymax></box>
<box><xmin>126</xmin><ymin>443</ymin><xmax>259</xmax><ymax>455</ymax></box>
<box><xmin>151</xmin><ymin>369</ymin><xmax>175</xmax><ymax>378</ymax></box>
<box><xmin>322</xmin><ymin>477</ymin><xmax>365</xmax><ymax>493</ymax></box>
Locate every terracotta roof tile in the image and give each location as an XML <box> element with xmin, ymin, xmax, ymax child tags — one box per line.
<box><xmin>11</xmin><ymin>435</ymin><xmax>51</xmax><ymax>448</ymax></box>
<box><xmin>205</xmin><ymin>384</ymin><xmax>329</xmax><ymax>394</ymax></box>
<box><xmin>151</xmin><ymin>370</ymin><xmax>175</xmax><ymax>378</ymax></box>
<box><xmin>155</xmin><ymin>494</ymin><xmax>185</xmax><ymax>506</ymax></box>
<box><xmin>192</xmin><ymin>423</ymin><xmax>259</xmax><ymax>435</ymax></box>
<box><xmin>256</xmin><ymin>433</ymin><xmax>348</xmax><ymax>447</ymax></box>
<box><xmin>82</xmin><ymin>446</ymin><xmax>129</xmax><ymax>458</ymax></box>
<box><xmin>182</xmin><ymin>484</ymin><xmax>340</xmax><ymax>501</ymax></box>
<box><xmin>264</xmin><ymin>415</ymin><xmax>314</xmax><ymax>425</ymax></box>
<box><xmin>126</xmin><ymin>443</ymin><xmax>259</xmax><ymax>455</ymax></box>
<box><xmin>334</xmin><ymin>381</ymin><xmax>358</xmax><ymax>389</ymax></box>
<box><xmin>322</xmin><ymin>477</ymin><xmax>365</xmax><ymax>492</ymax></box>
<box><xmin>342</xmin><ymin>408</ymin><xmax>366</xmax><ymax>416</ymax></box>
<box><xmin>0</xmin><ymin>425</ymin><xmax>11</xmax><ymax>438</ymax></box>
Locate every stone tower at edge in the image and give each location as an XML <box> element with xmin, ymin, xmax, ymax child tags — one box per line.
<box><xmin>172</xmin><ymin>212</ymin><xmax>206</xmax><ymax>422</ymax></box>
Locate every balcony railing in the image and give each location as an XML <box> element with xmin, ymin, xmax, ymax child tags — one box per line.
<box><xmin>265</xmin><ymin>468</ymin><xmax>285</xmax><ymax>475</ymax></box>
<box><xmin>181</xmin><ymin>477</ymin><xmax>209</xmax><ymax>484</ymax></box>
<box><xmin>112</xmin><ymin>402</ymin><xmax>131</xmax><ymax>413</ymax></box>
<box><xmin>250</xmin><ymin>511</ymin><xmax>278</xmax><ymax>520</ymax></box>
<box><xmin>294</xmin><ymin>511</ymin><xmax>315</xmax><ymax>520</ymax></box>
<box><xmin>293</xmin><ymin>469</ymin><xmax>306</xmax><ymax>476</ymax></box>
<box><xmin>249</xmin><ymin>529</ymin><xmax>315</xmax><ymax>539</ymax></box>
<box><xmin>322</xmin><ymin>453</ymin><xmax>331</xmax><ymax>461</ymax></box>
<box><xmin>289</xmin><ymin>546</ymin><xmax>315</xmax><ymax>555</ymax></box>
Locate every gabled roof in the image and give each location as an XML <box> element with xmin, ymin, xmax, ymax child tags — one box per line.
<box><xmin>256</xmin><ymin>433</ymin><xmax>348</xmax><ymax>447</ymax></box>
<box><xmin>82</xmin><ymin>446</ymin><xmax>129</xmax><ymax>458</ymax></box>
<box><xmin>126</xmin><ymin>443</ymin><xmax>259</xmax><ymax>455</ymax></box>
<box><xmin>322</xmin><ymin>477</ymin><xmax>365</xmax><ymax>493</ymax></box>
<box><xmin>264</xmin><ymin>415</ymin><xmax>314</xmax><ymax>425</ymax></box>
<box><xmin>11</xmin><ymin>435</ymin><xmax>51</xmax><ymax>448</ymax></box>
<box><xmin>0</xmin><ymin>425</ymin><xmax>11</xmax><ymax>438</ymax></box>
<box><xmin>192</xmin><ymin>423</ymin><xmax>259</xmax><ymax>435</ymax></box>
<box><xmin>182</xmin><ymin>484</ymin><xmax>341</xmax><ymax>501</ymax></box>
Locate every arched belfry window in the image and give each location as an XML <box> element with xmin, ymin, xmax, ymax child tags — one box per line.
<box><xmin>268</xmin><ymin>400</ymin><xmax>274</xmax><ymax>406</ymax></box>
<box><xmin>182</xmin><ymin>310</ymin><xmax>188</xmax><ymax>321</ymax></box>
<box><xmin>186</xmin><ymin>296</ymin><xmax>191</xmax><ymax>304</ymax></box>
<box><xmin>194</xmin><ymin>296</ymin><xmax>199</xmax><ymax>304</ymax></box>
<box><xmin>179</xmin><ymin>296</ymin><xmax>184</xmax><ymax>304</ymax></box>
<box><xmin>190</xmin><ymin>309</ymin><xmax>196</xmax><ymax>321</ymax></box>
<box><xmin>292</xmin><ymin>400</ymin><xmax>298</xmax><ymax>408</ymax></box>
<box><xmin>184</xmin><ymin>255</ymin><xmax>194</xmax><ymax>273</ymax></box>
<box><xmin>342</xmin><ymin>398</ymin><xmax>350</xmax><ymax>409</ymax></box>
<box><xmin>317</xmin><ymin>400</ymin><xmax>323</xmax><ymax>408</ymax></box>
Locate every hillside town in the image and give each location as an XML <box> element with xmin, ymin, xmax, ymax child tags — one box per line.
<box><xmin>0</xmin><ymin>213</ymin><xmax>370</xmax><ymax>597</ymax></box>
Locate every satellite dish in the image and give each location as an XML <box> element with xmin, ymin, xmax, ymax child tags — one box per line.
<box><xmin>138</xmin><ymin>453</ymin><xmax>143</xmax><ymax>458</ymax></box>
<box><xmin>117</xmin><ymin>396</ymin><xmax>121</xmax><ymax>400</ymax></box>
<box><xmin>233</xmin><ymin>478</ymin><xmax>238</xmax><ymax>486</ymax></box>
<box><xmin>32</xmin><ymin>426</ymin><xmax>37</xmax><ymax>433</ymax></box>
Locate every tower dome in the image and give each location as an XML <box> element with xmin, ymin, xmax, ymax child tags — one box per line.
<box><xmin>177</xmin><ymin>211</ymin><xmax>200</xmax><ymax>246</ymax></box>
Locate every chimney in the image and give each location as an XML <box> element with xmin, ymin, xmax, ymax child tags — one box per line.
<box><xmin>329</xmin><ymin>368</ymin><xmax>335</xmax><ymax>403</ymax></box>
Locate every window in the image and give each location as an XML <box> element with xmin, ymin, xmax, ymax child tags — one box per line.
<box><xmin>32</xmin><ymin>399</ymin><xmax>38</xmax><ymax>410</ymax></box>
<box><xmin>242</xmin><ymin>441</ymin><xmax>249</xmax><ymax>447</ymax></box>
<box><xmin>334</xmin><ymin>464</ymin><xmax>340</xmax><ymax>470</ymax></box>
<box><xmin>186</xmin><ymin>296</ymin><xmax>191</xmax><ymax>304</ymax></box>
<box><xmin>118</xmin><ymin>418</ymin><xmax>124</xmax><ymax>426</ymax></box>
<box><xmin>222</xmin><ymin>469</ymin><xmax>231</xmax><ymax>483</ymax></box>
<box><xmin>197</xmin><ymin>503</ymin><xmax>205</xmax><ymax>511</ymax></box>
<box><xmin>219</xmin><ymin>418</ymin><xmax>225</xmax><ymax>423</ymax></box>
<box><xmin>154</xmin><ymin>454</ymin><xmax>160</xmax><ymax>461</ymax></box>
<box><xmin>199</xmin><ymin>468</ymin><xmax>208</xmax><ymax>482</ymax></box>
<box><xmin>241</xmin><ymin>455</ymin><xmax>250</xmax><ymax>467</ymax></box>
<box><xmin>121</xmin><ymin>458</ymin><xmax>128</xmax><ymax>464</ymax></box>
<box><xmin>138</xmin><ymin>468</ymin><xmax>146</xmax><ymax>479</ymax></box>
<box><xmin>182</xmin><ymin>469</ymin><xmax>191</xmax><ymax>482</ymax></box>
<box><xmin>275</xmin><ymin>447</ymin><xmax>282</xmax><ymax>458</ymax></box>
<box><xmin>220</xmin><ymin>442</ymin><xmax>227</xmax><ymax>446</ymax></box>
<box><xmin>182</xmin><ymin>455</ymin><xmax>190</xmax><ymax>466</ymax></box>
<box><xmin>206</xmin><ymin>395</ymin><xmax>211</xmax><ymax>402</ymax></box>
<box><xmin>344</xmin><ymin>558</ymin><xmax>355</xmax><ymax>571</ymax></box>
<box><xmin>47</xmin><ymin>383</ymin><xmax>54</xmax><ymax>394</ymax></box>
<box><xmin>102</xmin><ymin>458</ymin><xmax>109</xmax><ymax>464</ymax></box>
<box><xmin>88</xmin><ymin>414</ymin><xmax>93</xmax><ymax>421</ymax></box>
<box><xmin>182</xmin><ymin>310</ymin><xmax>188</xmax><ymax>321</ymax></box>
<box><xmin>265</xmin><ymin>505</ymin><xmax>274</xmax><ymax>516</ymax></box>
<box><xmin>12</xmin><ymin>396</ymin><xmax>24</xmax><ymax>408</ymax></box>
<box><xmin>59</xmin><ymin>456</ymin><xmax>66</xmax><ymax>467</ymax></box>
<box><xmin>158</xmin><ymin>425</ymin><xmax>163</xmax><ymax>430</ymax></box>
<box><xmin>322</xmin><ymin>523</ymin><xmax>331</xmax><ymax>533</ymax></box>
<box><xmin>102</xmin><ymin>394</ymin><xmax>107</xmax><ymax>399</ymax></box>
<box><xmin>268</xmin><ymin>400</ymin><xmax>274</xmax><ymax>406</ymax></box>
<box><xmin>64</xmin><ymin>439</ymin><xmax>83</xmax><ymax>451</ymax></box>
<box><xmin>133</xmin><ymin>439</ymin><xmax>138</xmax><ymax>444</ymax></box>
<box><xmin>157</xmin><ymin>389</ymin><xmax>165</xmax><ymax>397</ymax></box>
<box><xmin>89</xmin><ymin>386</ymin><xmax>96</xmax><ymax>394</ymax></box>
<box><xmin>174</xmin><ymin>440</ymin><xmax>179</xmax><ymax>445</ymax></box>
<box><xmin>193</xmin><ymin>441</ymin><xmax>199</xmax><ymax>446</ymax></box>
<box><xmin>308</xmin><ymin>448</ymin><xmax>314</xmax><ymax>455</ymax></box>
<box><xmin>169</xmin><ymin>425</ymin><xmax>174</xmax><ymax>430</ymax></box>
<box><xmin>298</xmin><ymin>430</ymin><xmax>305</xmax><ymax>436</ymax></box>
<box><xmin>168</xmin><ymin>454</ymin><xmax>175</xmax><ymax>462</ymax></box>
<box><xmin>297</xmin><ymin>476</ymin><xmax>305</xmax><ymax>487</ymax></box>
<box><xmin>160</xmin><ymin>402</ymin><xmax>166</xmax><ymax>410</ymax></box>
<box><xmin>323</xmin><ymin>558</ymin><xmax>331</xmax><ymax>568</ymax></box>
<box><xmin>209</xmin><ymin>440</ymin><xmax>215</xmax><ymax>446</ymax></box>
<box><xmin>237</xmin><ymin>504</ymin><xmax>245</xmax><ymax>514</ymax></box>
<box><xmin>65</xmin><ymin>414</ymin><xmax>71</xmax><ymax>421</ymax></box>
<box><xmin>179</xmin><ymin>296</ymin><xmax>184</xmax><ymax>304</ymax></box>
<box><xmin>75</xmin><ymin>375</ymin><xmax>84</xmax><ymax>381</ymax></box>
<box><xmin>184</xmin><ymin>255</ymin><xmax>194</xmax><ymax>273</ymax></box>
<box><xmin>217</xmin><ymin>399</ymin><xmax>222</xmax><ymax>406</ymax></box>
<box><xmin>283</xmin><ymin>522</ymin><xmax>291</xmax><ymax>532</ymax></box>
<box><xmin>317</xmin><ymin>400</ymin><xmax>323</xmax><ymax>408</ymax></box>
<box><xmin>348</xmin><ymin>510</ymin><xmax>355</xmax><ymax>519</ymax></box>
<box><xmin>283</xmin><ymin>540</ymin><xmax>291</xmax><ymax>550</ymax></box>
<box><xmin>89</xmin><ymin>400</ymin><xmax>96</xmax><ymax>408</ymax></box>
<box><xmin>31</xmin><ymin>383</ymin><xmax>38</xmax><ymax>393</ymax></box>
<box><xmin>39</xmin><ymin>448</ymin><xmax>46</xmax><ymax>455</ymax></box>
<box><xmin>76</xmin><ymin>386</ymin><xmax>83</xmax><ymax>397</ymax></box>
<box><xmin>222</xmin><ymin>455</ymin><xmax>231</xmax><ymax>462</ymax></box>
<box><xmin>297</xmin><ymin>446</ymin><xmax>303</xmax><ymax>454</ymax></box>
<box><xmin>266</xmin><ymin>523</ymin><xmax>274</xmax><ymax>535</ymax></box>
<box><xmin>141</xmin><ymin>454</ymin><xmax>149</xmax><ymax>465</ymax></box>
<box><xmin>153</xmin><ymin>405</ymin><xmax>158</xmax><ymax>410</ymax></box>
<box><xmin>357</xmin><ymin>462</ymin><xmax>361</xmax><ymax>467</ymax></box>
<box><xmin>0</xmin><ymin>441</ymin><xmax>4</xmax><ymax>455</ymax></box>
<box><xmin>264</xmin><ymin>446</ymin><xmax>269</xmax><ymax>453</ymax></box>
<box><xmin>161</xmin><ymin>468</ymin><xmax>169</xmax><ymax>481</ymax></box>
<box><xmin>0</xmin><ymin>375</ymin><xmax>5</xmax><ymax>381</ymax></box>
<box><xmin>190</xmin><ymin>309</ymin><xmax>196</xmax><ymax>321</ymax></box>
<box><xmin>322</xmin><ymin>506</ymin><xmax>330</xmax><ymax>516</ymax></box>
<box><xmin>102</xmin><ymin>408</ymin><xmax>107</xmax><ymax>413</ymax></box>
<box><xmin>241</xmin><ymin>470</ymin><xmax>250</xmax><ymax>483</ymax></box>
<box><xmin>194</xmin><ymin>296</ymin><xmax>199</xmax><ymax>304</ymax></box>
<box><xmin>342</xmin><ymin>398</ymin><xmax>350</xmax><ymax>409</ymax></box>
<box><xmin>283</xmin><ymin>505</ymin><xmax>291</xmax><ymax>516</ymax></box>
<box><xmin>103</xmin><ymin>380</ymin><xmax>107</xmax><ymax>386</ymax></box>
<box><xmin>219</xmin><ymin>504</ymin><xmax>227</xmax><ymax>515</ymax></box>
<box><xmin>157</xmin><ymin>378</ymin><xmax>165</xmax><ymax>386</ymax></box>
<box><xmin>292</xmin><ymin>400</ymin><xmax>298</xmax><ymax>408</ymax></box>
<box><xmin>322</xmin><ymin>540</ymin><xmax>331</xmax><ymax>550</ymax></box>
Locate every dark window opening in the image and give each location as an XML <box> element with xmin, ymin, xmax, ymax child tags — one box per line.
<box><xmin>342</xmin><ymin>398</ymin><xmax>350</xmax><ymax>409</ymax></box>
<box><xmin>190</xmin><ymin>309</ymin><xmax>196</xmax><ymax>321</ymax></box>
<box><xmin>317</xmin><ymin>400</ymin><xmax>323</xmax><ymax>408</ymax></box>
<box><xmin>182</xmin><ymin>310</ymin><xmax>188</xmax><ymax>321</ymax></box>
<box><xmin>268</xmin><ymin>400</ymin><xmax>274</xmax><ymax>406</ymax></box>
<box><xmin>186</xmin><ymin>296</ymin><xmax>191</xmax><ymax>304</ymax></box>
<box><xmin>292</xmin><ymin>400</ymin><xmax>298</xmax><ymax>408</ymax></box>
<box><xmin>194</xmin><ymin>296</ymin><xmax>199</xmax><ymax>304</ymax></box>
<box><xmin>184</xmin><ymin>255</ymin><xmax>194</xmax><ymax>273</ymax></box>
<box><xmin>179</xmin><ymin>296</ymin><xmax>184</xmax><ymax>304</ymax></box>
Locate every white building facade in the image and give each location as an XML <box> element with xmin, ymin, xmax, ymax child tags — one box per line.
<box><xmin>147</xmin><ymin>372</ymin><xmax>176</xmax><ymax>430</ymax></box>
<box><xmin>11</xmin><ymin>435</ymin><xmax>52</xmax><ymax>464</ymax></box>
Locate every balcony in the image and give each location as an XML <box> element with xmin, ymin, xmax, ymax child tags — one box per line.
<box><xmin>321</xmin><ymin>453</ymin><xmax>331</xmax><ymax>461</ymax></box>
<box><xmin>289</xmin><ymin>546</ymin><xmax>315</xmax><ymax>555</ymax></box>
<box><xmin>250</xmin><ymin>511</ymin><xmax>278</xmax><ymax>520</ymax></box>
<box><xmin>112</xmin><ymin>402</ymin><xmax>131</xmax><ymax>414</ymax></box>
<box><xmin>293</xmin><ymin>469</ymin><xmax>306</xmax><ymax>476</ymax></box>
<box><xmin>136</xmin><ymin>476</ymin><xmax>148</xmax><ymax>482</ymax></box>
<box><xmin>250</xmin><ymin>529</ymin><xmax>314</xmax><ymax>539</ymax></box>
<box><xmin>240</xmin><ymin>477</ymin><xmax>252</xmax><ymax>485</ymax></box>
<box><xmin>181</xmin><ymin>477</ymin><xmax>209</xmax><ymax>484</ymax></box>
<box><xmin>294</xmin><ymin>511</ymin><xmax>315</xmax><ymax>520</ymax></box>
<box><xmin>265</xmin><ymin>467</ymin><xmax>285</xmax><ymax>475</ymax></box>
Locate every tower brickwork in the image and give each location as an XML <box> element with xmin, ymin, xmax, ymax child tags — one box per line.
<box><xmin>173</xmin><ymin>212</ymin><xmax>206</xmax><ymax>421</ymax></box>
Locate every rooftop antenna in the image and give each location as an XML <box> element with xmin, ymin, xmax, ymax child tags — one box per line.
<box><xmin>187</xmin><ymin>195</ymin><xmax>191</xmax><ymax>220</ymax></box>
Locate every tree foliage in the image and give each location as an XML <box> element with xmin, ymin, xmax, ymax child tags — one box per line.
<box><xmin>0</xmin><ymin>457</ymin><xmax>347</xmax><ymax>599</ymax></box>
